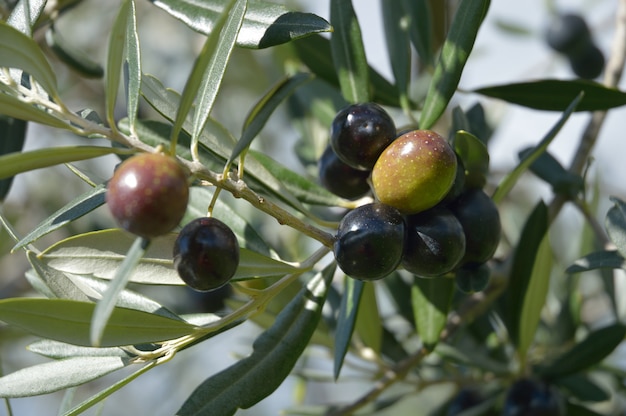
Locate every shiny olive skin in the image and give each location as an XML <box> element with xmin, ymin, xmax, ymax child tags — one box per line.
<box><xmin>545</xmin><ymin>13</ymin><xmax>592</xmax><ymax>57</ymax></box>
<box><xmin>334</xmin><ymin>202</ymin><xmax>406</xmax><ymax>281</ymax></box>
<box><xmin>318</xmin><ymin>146</ymin><xmax>371</xmax><ymax>199</ymax></box>
<box><xmin>402</xmin><ymin>207</ymin><xmax>466</xmax><ymax>277</ymax></box>
<box><xmin>173</xmin><ymin>217</ymin><xmax>240</xmax><ymax>292</ymax></box>
<box><xmin>330</xmin><ymin>103</ymin><xmax>396</xmax><ymax>171</ymax></box>
<box><xmin>106</xmin><ymin>153</ymin><xmax>189</xmax><ymax>239</ymax></box>
<box><xmin>503</xmin><ymin>379</ymin><xmax>563</xmax><ymax>416</ymax></box>
<box><xmin>448</xmin><ymin>189</ymin><xmax>501</xmax><ymax>265</ymax></box>
<box><xmin>372</xmin><ymin>130</ymin><xmax>457</xmax><ymax>214</ymax></box>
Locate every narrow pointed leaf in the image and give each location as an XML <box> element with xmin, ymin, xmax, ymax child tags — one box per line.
<box><xmin>0</xmin><ymin>356</ymin><xmax>128</xmax><ymax>398</ymax></box>
<box><xmin>229</xmin><ymin>73</ymin><xmax>312</xmax><ymax>164</ymax></box>
<box><xmin>27</xmin><ymin>251</ymin><xmax>91</xmax><ymax>301</ymax></box>
<box><xmin>355</xmin><ymin>281</ymin><xmax>382</xmax><ymax>354</ymax></box>
<box><xmin>105</xmin><ymin>0</ymin><xmax>133</xmax><ymax>129</ymax></box>
<box><xmin>401</xmin><ymin>0</ymin><xmax>434</xmax><ymax>67</ymax></box>
<box><xmin>176</xmin><ymin>263</ymin><xmax>335</xmax><ymax>415</ymax></box>
<box><xmin>334</xmin><ymin>277</ymin><xmax>364</xmax><ymax>380</ymax></box>
<box><xmin>605</xmin><ymin>196</ymin><xmax>626</xmax><ymax>258</ymax></box>
<box><xmin>13</xmin><ymin>184</ymin><xmax>106</xmax><ymax>251</ymax></box>
<box><xmin>566</xmin><ymin>250</ymin><xmax>626</xmax><ymax>274</ymax></box>
<box><xmin>538</xmin><ymin>323</ymin><xmax>626</xmax><ymax>380</ymax></box>
<box><xmin>7</xmin><ymin>0</ymin><xmax>47</xmax><ymax>35</ymax></box>
<box><xmin>517</xmin><ymin>235</ymin><xmax>553</xmax><ymax>359</ymax></box>
<box><xmin>411</xmin><ymin>277</ymin><xmax>454</xmax><ymax>351</ymax></box>
<box><xmin>0</xmin><ymin>146</ymin><xmax>125</xmax><ymax>181</ymax></box>
<box><xmin>94</xmin><ymin>237</ymin><xmax>149</xmax><ymax>346</ymax></box>
<box><xmin>491</xmin><ymin>93</ymin><xmax>582</xmax><ymax>204</ymax></box>
<box><xmin>0</xmin><ymin>116</ymin><xmax>27</xmax><ymax>200</ymax></box>
<box><xmin>0</xmin><ymin>91</ymin><xmax>70</xmax><ymax>128</ymax></box>
<box><xmin>28</xmin><ymin>339</ymin><xmax>130</xmax><ymax>359</ymax></box>
<box><xmin>123</xmin><ymin>0</ymin><xmax>141</xmax><ymax>133</ymax></box>
<box><xmin>382</xmin><ymin>0</ymin><xmax>411</xmax><ymax>110</ymax></box>
<box><xmin>149</xmin><ymin>0</ymin><xmax>331</xmax><ymax>49</ymax></box>
<box><xmin>500</xmin><ymin>201</ymin><xmax>548</xmax><ymax>348</ymax></box>
<box><xmin>0</xmin><ymin>21</ymin><xmax>59</xmax><ymax>98</ymax></box>
<box><xmin>419</xmin><ymin>0</ymin><xmax>490</xmax><ymax>129</ymax></box>
<box><xmin>330</xmin><ymin>0</ymin><xmax>370</xmax><ymax>103</ymax></box>
<box><xmin>0</xmin><ymin>298</ymin><xmax>196</xmax><ymax>347</ymax></box>
<box><xmin>46</xmin><ymin>25</ymin><xmax>104</xmax><ymax>78</ymax></box>
<box><xmin>474</xmin><ymin>79</ymin><xmax>626</xmax><ymax>112</ymax></box>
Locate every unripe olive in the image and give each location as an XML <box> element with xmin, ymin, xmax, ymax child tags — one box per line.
<box><xmin>106</xmin><ymin>152</ymin><xmax>189</xmax><ymax>239</ymax></box>
<box><xmin>402</xmin><ymin>207</ymin><xmax>466</xmax><ymax>277</ymax></box>
<box><xmin>448</xmin><ymin>189</ymin><xmax>501</xmax><ymax>265</ymax></box>
<box><xmin>372</xmin><ymin>130</ymin><xmax>457</xmax><ymax>214</ymax></box>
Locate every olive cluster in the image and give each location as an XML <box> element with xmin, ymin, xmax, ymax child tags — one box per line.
<box><xmin>545</xmin><ymin>13</ymin><xmax>604</xmax><ymax>79</ymax></box>
<box><xmin>106</xmin><ymin>152</ymin><xmax>240</xmax><ymax>292</ymax></box>
<box><xmin>320</xmin><ymin>103</ymin><xmax>501</xmax><ymax>287</ymax></box>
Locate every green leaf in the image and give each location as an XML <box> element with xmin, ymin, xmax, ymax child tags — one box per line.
<box><xmin>565</xmin><ymin>402</ymin><xmax>604</xmax><ymax>416</ymax></box>
<box><xmin>517</xmin><ymin>234</ymin><xmax>552</xmax><ymax>360</ymax></box>
<box><xmin>229</xmin><ymin>73</ymin><xmax>312</xmax><ymax>165</ymax></box>
<box><xmin>554</xmin><ymin>374</ymin><xmax>610</xmax><ymax>403</ymax></box>
<box><xmin>538</xmin><ymin>323</ymin><xmax>626</xmax><ymax>380</ymax></box>
<box><xmin>248</xmin><ymin>150</ymin><xmax>347</xmax><ymax>207</ymax></box>
<box><xmin>453</xmin><ymin>130</ymin><xmax>490</xmax><ymax>190</ymax></box>
<box><xmin>0</xmin><ymin>356</ymin><xmax>128</xmax><ymax>398</ymax></box>
<box><xmin>105</xmin><ymin>0</ymin><xmax>133</xmax><ymax>130</ymax></box>
<box><xmin>500</xmin><ymin>201</ymin><xmax>548</xmax><ymax>349</ymax></box>
<box><xmin>26</xmin><ymin>251</ymin><xmax>91</xmax><ymax>301</ymax></box>
<box><xmin>605</xmin><ymin>196</ymin><xmax>626</xmax><ymax>258</ymax></box>
<box><xmin>474</xmin><ymin>79</ymin><xmax>626</xmax><ymax>112</ymax></box>
<box><xmin>91</xmin><ymin>237</ymin><xmax>150</xmax><ymax>346</ymax></box>
<box><xmin>0</xmin><ymin>90</ymin><xmax>70</xmax><ymax>129</ymax></box>
<box><xmin>173</xmin><ymin>0</ymin><xmax>246</xmax><ymax>152</ymax></box>
<box><xmin>566</xmin><ymin>250</ymin><xmax>626</xmax><ymax>274</ymax></box>
<box><xmin>519</xmin><ymin>147</ymin><xmax>584</xmax><ymax>197</ymax></box>
<box><xmin>401</xmin><ymin>0</ymin><xmax>434</xmax><ymax>67</ymax></box>
<box><xmin>7</xmin><ymin>0</ymin><xmax>47</xmax><ymax>36</ymax></box>
<box><xmin>45</xmin><ymin>25</ymin><xmax>104</xmax><ymax>78</ymax></box>
<box><xmin>0</xmin><ymin>146</ymin><xmax>125</xmax><ymax>181</ymax></box>
<box><xmin>0</xmin><ymin>116</ymin><xmax>27</xmax><ymax>200</ymax></box>
<box><xmin>176</xmin><ymin>263</ymin><xmax>335</xmax><ymax>415</ymax></box>
<box><xmin>330</xmin><ymin>0</ymin><xmax>370</xmax><ymax>103</ymax></box>
<box><xmin>419</xmin><ymin>0</ymin><xmax>490</xmax><ymax>129</ymax></box>
<box><xmin>28</xmin><ymin>339</ymin><xmax>130</xmax><ymax>359</ymax></box>
<box><xmin>333</xmin><ymin>277</ymin><xmax>364</xmax><ymax>380</ymax></box>
<box><xmin>292</xmin><ymin>34</ymin><xmax>400</xmax><ymax>107</ymax></box>
<box><xmin>411</xmin><ymin>277</ymin><xmax>454</xmax><ymax>351</ymax></box>
<box><xmin>149</xmin><ymin>0</ymin><xmax>331</xmax><ymax>49</ymax></box>
<box><xmin>355</xmin><ymin>281</ymin><xmax>382</xmax><ymax>354</ymax></box>
<box><xmin>491</xmin><ymin>93</ymin><xmax>582</xmax><ymax>204</ymax></box>
<box><xmin>123</xmin><ymin>0</ymin><xmax>141</xmax><ymax>134</ymax></box>
<box><xmin>382</xmin><ymin>0</ymin><xmax>411</xmax><ymax>111</ymax></box>
<box><xmin>0</xmin><ymin>298</ymin><xmax>196</xmax><ymax>347</ymax></box>
<box><xmin>13</xmin><ymin>184</ymin><xmax>106</xmax><ymax>251</ymax></box>
<box><xmin>38</xmin><ymin>229</ymin><xmax>297</xmax><ymax>285</ymax></box>
<box><xmin>0</xmin><ymin>21</ymin><xmax>59</xmax><ymax>98</ymax></box>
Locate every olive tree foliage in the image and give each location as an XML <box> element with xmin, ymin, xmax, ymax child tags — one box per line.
<box><xmin>1</xmin><ymin>0</ymin><xmax>626</xmax><ymax>415</ymax></box>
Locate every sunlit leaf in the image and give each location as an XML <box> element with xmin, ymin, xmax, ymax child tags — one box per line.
<box><xmin>401</xmin><ymin>0</ymin><xmax>434</xmax><ymax>67</ymax></box>
<box><xmin>0</xmin><ymin>356</ymin><xmax>128</xmax><ymax>398</ymax></box>
<box><xmin>149</xmin><ymin>0</ymin><xmax>331</xmax><ymax>49</ymax></box>
<box><xmin>411</xmin><ymin>277</ymin><xmax>454</xmax><ymax>351</ymax></box>
<box><xmin>7</xmin><ymin>0</ymin><xmax>46</xmax><ymax>36</ymax></box>
<box><xmin>419</xmin><ymin>0</ymin><xmax>490</xmax><ymax>129</ymax></box>
<box><xmin>382</xmin><ymin>0</ymin><xmax>411</xmax><ymax>112</ymax></box>
<box><xmin>26</xmin><ymin>251</ymin><xmax>91</xmax><ymax>301</ymax></box>
<box><xmin>330</xmin><ymin>0</ymin><xmax>370</xmax><ymax>103</ymax></box>
<box><xmin>28</xmin><ymin>339</ymin><xmax>130</xmax><ymax>359</ymax></box>
<box><xmin>606</xmin><ymin>196</ymin><xmax>626</xmax><ymax>258</ymax></box>
<box><xmin>492</xmin><ymin>93</ymin><xmax>582</xmax><ymax>204</ymax></box>
<box><xmin>355</xmin><ymin>281</ymin><xmax>382</xmax><ymax>354</ymax></box>
<box><xmin>124</xmin><ymin>0</ymin><xmax>141</xmax><ymax>134</ymax></box>
<box><xmin>334</xmin><ymin>277</ymin><xmax>364</xmax><ymax>380</ymax></box>
<box><xmin>0</xmin><ymin>298</ymin><xmax>196</xmax><ymax>347</ymax></box>
<box><xmin>176</xmin><ymin>263</ymin><xmax>335</xmax><ymax>415</ymax></box>
<box><xmin>474</xmin><ymin>79</ymin><xmax>626</xmax><ymax>112</ymax></box>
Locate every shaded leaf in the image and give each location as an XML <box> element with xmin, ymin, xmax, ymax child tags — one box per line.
<box><xmin>0</xmin><ymin>356</ymin><xmax>128</xmax><ymax>398</ymax></box>
<box><xmin>453</xmin><ymin>130</ymin><xmax>489</xmax><ymax>190</ymax></box>
<box><xmin>229</xmin><ymin>73</ymin><xmax>312</xmax><ymax>164</ymax></box>
<box><xmin>554</xmin><ymin>374</ymin><xmax>610</xmax><ymax>403</ymax></box>
<box><xmin>500</xmin><ymin>201</ymin><xmax>548</xmax><ymax>349</ymax></box>
<box><xmin>0</xmin><ymin>116</ymin><xmax>27</xmax><ymax>200</ymax></box>
<box><xmin>0</xmin><ymin>298</ymin><xmax>196</xmax><ymax>347</ymax></box>
<box><xmin>26</xmin><ymin>251</ymin><xmax>91</xmax><ymax>301</ymax></box>
<box><xmin>13</xmin><ymin>184</ymin><xmax>106</xmax><ymax>251</ymax></box>
<box><xmin>411</xmin><ymin>277</ymin><xmax>454</xmax><ymax>351</ymax></box>
<box><xmin>123</xmin><ymin>0</ymin><xmax>141</xmax><ymax>134</ymax></box>
<box><xmin>474</xmin><ymin>79</ymin><xmax>626</xmax><ymax>112</ymax></box>
<box><xmin>566</xmin><ymin>250</ymin><xmax>626</xmax><ymax>274</ymax></box>
<box><xmin>0</xmin><ymin>21</ymin><xmax>59</xmax><ymax>98</ymax></box>
<box><xmin>382</xmin><ymin>0</ymin><xmax>411</xmax><ymax>111</ymax></box>
<box><xmin>330</xmin><ymin>0</ymin><xmax>370</xmax><ymax>103</ymax></box>
<box><xmin>176</xmin><ymin>263</ymin><xmax>335</xmax><ymax>415</ymax></box>
<box><xmin>492</xmin><ymin>93</ymin><xmax>582</xmax><ymax>204</ymax></box>
<box><xmin>606</xmin><ymin>196</ymin><xmax>626</xmax><ymax>258</ymax></box>
<box><xmin>149</xmin><ymin>0</ymin><xmax>331</xmax><ymax>49</ymax></box>
<box><xmin>538</xmin><ymin>323</ymin><xmax>626</xmax><ymax>380</ymax></box>
<box><xmin>334</xmin><ymin>277</ymin><xmax>364</xmax><ymax>380</ymax></box>
<box><xmin>401</xmin><ymin>0</ymin><xmax>434</xmax><ymax>67</ymax></box>
<box><xmin>45</xmin><ymin>24</ymin><xmax>104</xmax><ymax>78</ymax></box>
<box><xmin>0</xmin><ymin>146</ymin><xmax>125</xmax><ymax>181</ymax></box>
<box><xmin>419</xmin><ymin>0</ymin><xmax>490</xmax><ymax>129</ymax></box>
